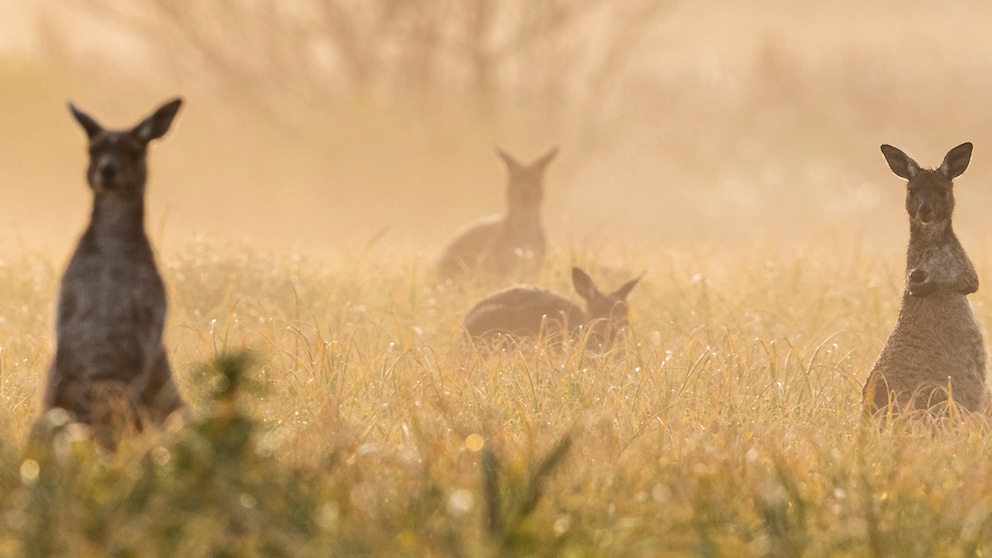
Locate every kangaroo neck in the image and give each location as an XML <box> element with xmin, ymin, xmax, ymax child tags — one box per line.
<box><xmin>908</xmin><ymin>218</ymin><xmax>954</xmax><ymax>247</ymax></box>
<box><xmin>84</xmin><ymin>196</ymin><xmax>149</xmax><ymax>246</ymax></box>
<box><xmin>505</xmin><ymin>203</ymin><xmax>541</xmax><ymax>226</ymax></box>
<box><xmin>906</xmin><ymin>218</ymin><xmax>960</xmax><ymax>269</ymax></box>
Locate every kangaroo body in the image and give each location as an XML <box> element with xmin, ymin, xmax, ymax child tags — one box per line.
<box><xmin>464</xmin><ymin>267</ymin><xmax>641</xmax><ymax>350</ymax></box>
<box><xmin>437</xmin><ymin>147</ymin><xmax>557</xmax><ymax>280</ymax></box>
<box><xmin>464</xmin><ymin>286</ymin><xmax>584</xmax><ymax>340</ymax></box>
<box><xmin>43</xmin><ymin>99</ymin><xmax>185</xmax><ymax>434</ymax></box>
<box><xmin>863</xmin><ymin>143</ymin><xmax>989</xmax><ymax>413</ymax></box>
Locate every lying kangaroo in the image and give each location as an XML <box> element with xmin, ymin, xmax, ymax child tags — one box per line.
<box><xmin>464</xmin><ymin>267</ymin><xmax>641</xmax><ymax>350</ymax></box>
<box><xmin>437</xmin><ymin>147</ymin><xmax>558</xmax><ymax>280</ymax></box>
<box><xmin>42</xmin><ymin>98</ymin><xmax>186</xmax><ymax>443</ymax></box>
<box><xmin>863</xmin><ymin>142</ymin><xmax>989</xmax><ymax>413</ymax></box>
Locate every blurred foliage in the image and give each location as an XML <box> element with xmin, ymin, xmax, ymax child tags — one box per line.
<box><xmin>13</xmin><ymin>352</ymin><xmax>317</xmax><ymax>557</ymax></box>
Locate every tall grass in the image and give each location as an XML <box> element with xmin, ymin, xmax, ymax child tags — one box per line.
<box><xmin>1</xmin><ymin>237</ymin><xmax>992</xmax><ymax>555</ymax></box>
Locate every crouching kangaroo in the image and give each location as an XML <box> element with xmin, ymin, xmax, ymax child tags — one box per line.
<box><xmin>41</xmin><ymin>98</ymin><xmax>186</xmax><ymax>444</ymax></box>
<box><xmin>437</xmin><ymin>147</ymin><xmax>558</xmax><ymax>281</ymax></box>
<box><xmin>863</xmin><ymin>142</ymin><xmax>989</xmax><ymax>413</ymax></box>
<box><xmin>464</xmin><ymin>267</ymin><xmax>641</xmax><ymax>351</ymax></box>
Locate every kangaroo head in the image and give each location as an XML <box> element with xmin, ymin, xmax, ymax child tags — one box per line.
<box><xmin>571</xmin><ymin>267</ymin><xmax>642</xmax><ymax>346</ymax></box>
<box><xmin>495</xmin><ymin>146</ymin><xmax>558</xmax><ymax>213</ymax></box>
<box><xmin>70</xmin><ymin>98</ymin><xmax>183</xmax><ymax>201</ymax></box>
<box><xmin>881</xmin><ymin>142</ymin><xmax>971</xmax><ymax>226</ymax></box>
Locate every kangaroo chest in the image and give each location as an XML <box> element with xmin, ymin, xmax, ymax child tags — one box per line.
<box><xmin>897</xmin><ymin>293</ymin><xmax>981</xmax><ymax>337</ymax></box>
<box><xmin>885</xmin><ymin>293</ymin><xmax>985</xmax><ymax>378</ymax></box>
<box><xmin>501</xmin><ymin>213</ymin><xmax>543</xmax><ymax>243</ymax></box>
<box><xmin>909</xmin><ymin>243</ymin><xmax>968</xmax><ymax>283</ymax></box>
<box><xmin>57</xmin><ymin>241</ymin><xmax>166</xmax><ymax>342</ymax></box>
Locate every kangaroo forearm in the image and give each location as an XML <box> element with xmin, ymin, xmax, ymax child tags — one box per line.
<box><xmin>958</xmin><ymin>273</ymin><xmax>979</xmax><ymax>295</ymax></box>
<box><xmin>908</xmin><ymin>274</ymin><xmax>978</xmax><ymax>297</ymax></box>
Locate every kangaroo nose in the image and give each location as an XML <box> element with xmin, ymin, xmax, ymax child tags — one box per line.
<box><xmin>96</xmin><ymin>156</ymin><xmax>119</xmax><ymax>187</ymax></box>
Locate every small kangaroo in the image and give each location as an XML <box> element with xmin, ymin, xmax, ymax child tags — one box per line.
<box><xmin>437</xmin><ymin>146</ymin><xmax>558</xmax><ymax>280</ymax></box>
<box><xmin>464</xmin><ymin>267</ymin><xmax>641</xmax><ymax>350</ymax></box>
<box><xmin>42</xmin><ymin>98</ymin><xmax>186</xmax><ymax>441</ymax></box>
<box><xmin>862</xmin><ymin>142</ymin><xmax>989</xmax><ymax>413</ymax></box>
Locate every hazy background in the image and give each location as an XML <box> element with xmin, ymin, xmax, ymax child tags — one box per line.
<box><xmin>3</xmin><ymin>0</ymin><xmax>992</xmax><ymax>262</ymax></box>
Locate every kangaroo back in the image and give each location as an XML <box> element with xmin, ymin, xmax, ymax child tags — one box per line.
<box><xmin>42</xmin><ymin>98</ymin><xmax>186</xmax><ymax>445</ymax></box>
<box><xmin>463</xmin><ymin>286</ymin><xmax>583</xmax><ymax>343</ymax></box>
<box><xmin>863</xmin><ymin>143</ymin><xmax>989</xmax><ymax>414</ymax></box>
<box><xmin>463</xmin><ymin>266</ymin><xmax>640</xmax><ymax>351</ymax></box>
<box><xmin>437</xmin><ymin>146</ymin><xmax>558</xmax><ymax>280</ymax></box>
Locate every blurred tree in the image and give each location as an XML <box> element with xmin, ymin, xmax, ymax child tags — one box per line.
<box><xmin>77</xmin><ymin>0</ymin><xmax>668</xmax><ymax>151</ymax></box>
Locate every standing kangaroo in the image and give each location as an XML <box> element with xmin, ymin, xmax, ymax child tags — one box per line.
<box><xmin>464</xmin><ymin>267</ymin><xmax>641</xmax><ymax>350</ymax></box>
<box><xmin>42</xmin><ymin>98</ymin><xmax>186</xmax><ymax>440</ymax></box>
<box><xmin>436</xmin><ymin>146</ymin><xmax>558</xmax><ymax>280</ymax></box>
<box><xmin>863</xmin><ymin>142</ymin><xmax>989</xmax><ymax>413</ymax></box>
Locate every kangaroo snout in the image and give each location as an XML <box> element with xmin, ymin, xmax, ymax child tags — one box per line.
<box><xmin>95</xmin><ymin>155</ymin><xmax>119</xmax><ymax>188</ymax></box>
<box><xmin>914</xmin><ymin>201</ymin><xmax>934</xmax><ymax>223</ymax></box>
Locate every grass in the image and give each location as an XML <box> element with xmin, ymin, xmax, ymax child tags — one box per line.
<box><xmin>0</xmin><ymin>236</ymin><xmax>991</xmax><ymax>556</ymax></box>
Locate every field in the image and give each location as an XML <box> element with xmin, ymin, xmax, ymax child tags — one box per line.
<box><xmin>4</xmin><ymin>0</ymin><xmax>992</xmax><ymax>556</ymax></box>
<box><xmin>1</xmin><ymin>239</ymin><xmax>991</xmax><ymax>556</ymax></box>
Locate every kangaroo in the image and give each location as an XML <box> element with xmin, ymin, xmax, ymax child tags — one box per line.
<box><xmin>862</xmin><ymin>142</ymin><xmax>989</xmax><ymax>414</ymax></box>
<box><xmin>42</xmin><ymin>98</ymin><xmax>186</xmax><ymax>443</ymax></box>
<box><xmin>437</xmin><ymin>146</ymin><xmax>558</xmax><ymax>281</ymax></box>
<box><xmin>464</xmin><ymin>267</ymin><xmax>641</xmax><ymax>350</ymax></box>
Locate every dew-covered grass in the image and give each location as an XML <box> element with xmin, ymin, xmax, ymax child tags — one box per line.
<box><xmin>0</xmin><ymin>238</ymin><xmax>991</xmax><ymax>556</ymax></box>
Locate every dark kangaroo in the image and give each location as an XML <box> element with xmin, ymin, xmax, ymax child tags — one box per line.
<box><xmin>437</xmin><ymin>147</ymin><xmax>558</xmax><ymax>280</ymax></box>
<box><xmin>42</xmin><ymin>98</ymin><xmax>186</xmax><ymax>442</ymax></box>
<box><xmin>863</xmin><ymin>142</ymin><xmax>989</xmax><ymax>413</ymax></box>
<box><xmin>464</xmin><ymin>267</ymin><xmax>641</xmax><ymax>350</ymax></box>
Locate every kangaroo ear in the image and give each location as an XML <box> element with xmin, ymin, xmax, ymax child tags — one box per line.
<box><xmin>571</xmin><ymin>267</ymin><xmax>600</xmax><ymax>301</ymax></box>
<box><xmin>612</xmin><ymin>274</ymin><xmax>643</xmax><ymax>301</ymax></box>
<box><xmin>69</xmin><ymin>102</ymin><xmax>104</xmax><ymax>140</ymax></box>
<box><xmin>880</xmin><ymin>144</ymin><xmax>920</xmax><ymax>180</ymax></box>
<box><xmin>531</xmin><ymin>146</ymin><xmax>559</xmax><ymax>172</ymax></box>
<box><xmin>133</xmin><ymin>98</ymin><xmax>183</xmax><ymax>145</ymax></box>
<box><xmin>494</xmin><ymin>147</ymin><xmax>522</xmax><ymax>172</ymax></box>
<box><xmin>939</xmin><ymin>142</ymin><xmax>972</xmax><ymax>179</ymax></box>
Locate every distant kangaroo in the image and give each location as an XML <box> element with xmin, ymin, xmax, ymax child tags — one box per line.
<box><xmin>464</xmin><ymin>267</ymin><xmax>641</xmax><ymax>350</ymax></box>
<box><xmin>863</xmin><ymin>142</ymin><xmax>989</xmax><ymax>413</ymax></box>
<box><xmin>42</xmin><ymin>98</ymin><xmax>186</xmax><ymax>441</ymax></box>
<box><xmin>437</xmin><ymin>146</ymin><xmax>558</xmax><ymax>280</ymax></box>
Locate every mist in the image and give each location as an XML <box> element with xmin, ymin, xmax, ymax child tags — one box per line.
<box><xmin>2</xmin><ymin>1</ymin><xmax>992</xmax><ymax>261</ymax></box>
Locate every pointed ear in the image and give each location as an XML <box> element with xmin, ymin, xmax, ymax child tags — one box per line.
<box><xmin>494</xmin><ymin>146</ymin><xmax>522</xmax><ymax>172</ymax></box>
<box><xmin>880</xmin><ymin>144</ymin><xmax>920</xmax><ymax>180</ymax></box>
<box><xmin>939</xmin><ymin>142</ymin><xmax>972</xmax><ymax>179</ymax></box>
<box><xmin>531</xmin><ymin>146</ymin><xmax>559</xmax><ymax>172</ymax></box>
<box><xmin>571</xmin><ymin>267</ymin><xmax>600</xmax><ymax>301</ymax></box>
<box><xmin>612</xmin><ymin>274</ymin><xmax>643</xmax><ymax>301</ymax></box>
<box><xmin>69</xmin><ymin>102</ymin><xmax>104</xmax><ymax>140</ymax></box>
<box><xmin>132</xmin><ymin>98</ymin><xmax>183</xmax><ymax>144</ymax></box>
